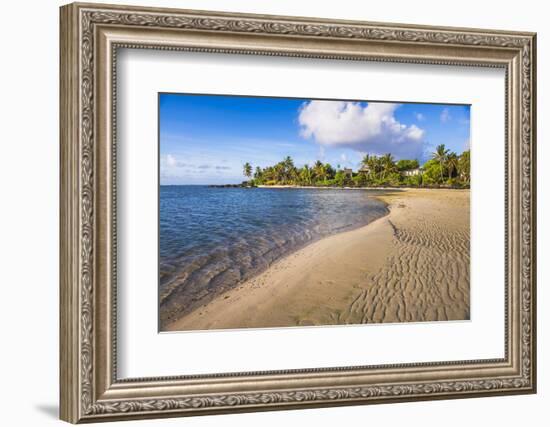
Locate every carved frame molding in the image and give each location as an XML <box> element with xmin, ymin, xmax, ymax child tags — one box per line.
<box><xmin>60</xmin><ymin>2</ymin><xmax>536</xmax><ymax>423</ymax></box>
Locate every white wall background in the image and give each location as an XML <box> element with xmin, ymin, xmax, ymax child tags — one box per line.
<box><xmin>0</xmin><ymin>0</ymin><xmax>545</xmax><ymax>426</ymax></box>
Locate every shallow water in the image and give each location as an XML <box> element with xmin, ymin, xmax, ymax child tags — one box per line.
<box><xmin>159</xmin><ymin>186</ymin><xmax>388</xmax><ymax>316</ymax></box>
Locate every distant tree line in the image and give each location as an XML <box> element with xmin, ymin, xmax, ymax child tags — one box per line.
<box><xmin>242</xmin><ymin>144</ymin><xmax>470</xmax><ymax>188</ymax></box>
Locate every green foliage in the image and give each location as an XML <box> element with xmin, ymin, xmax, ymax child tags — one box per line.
<box><xmin>299</xmin><ymin>164</ymin><xmax>313</xmax><ymax>185</ymax></box>
<box><xmin>245</xmin><ymin>148</ymin><xmax>470</xmax><ymax>189</ymax></box>
<box><xmin>332</xmin><ymin>170</ymin><xmax>343</xmax><ymax>186</ymax></box>
<box><xmin>333</xmin><ymin>170</ymin><xmax>353</xmax><ymax>187</ymax></box>
<box><xmin>386</xmin><ymin>172</ymin><xmax>403</xmax><ymax>187</ymax></box>
<box><xmin>446</xmin><ymin>153</ymin><xmax>459</xmax><ymax>179</ymax></box>
<box><xmin>324</xmin><ymin>163</ymin><xmax>336</xmax><ymax>180</ymax></box>
<box><xmin>396</xmin><ymin>159</ymin><xmax>419</xmax><ymax>171</ymax></box>
<box><xmin>431</xmin><ymin>144</ymin><xmax>450</xmax><ymax>182</ymax></box>
<box><xmin>404</xmin><ymin>174</ymin><xmax>423</xmax><ymax>187</ymax></box>
<box><xmin>446</xmin><ymin>178</ymin><xmax>460</xmax><ymax>187</ymax></box>
<box><xmin>458</xmin><ymin>150</ymin><xmax>470</xmax><ymax>183</ymax></box>
<box><xmin>312</xmin><ymin>160</ymin><xmax>326</xmax><ymax>182</ymax></box>
<box><xmin>422</xmin><ymin>159</ymin><xmax>443</xmax><ymax>185</ymax></box>
<box><xmin>253</xmin><ymin>166</ymin><xmax>263</xmax><ymax>184</ymax></box>
<box><xmin>242</xmin><ymin>162</ymin><xmax>252</xmax><ymax>178</ymax></box>
<box><xmin>353</xmin><ymin>174</ymin><xmax>368</xmax><ymax>187</ymax></box>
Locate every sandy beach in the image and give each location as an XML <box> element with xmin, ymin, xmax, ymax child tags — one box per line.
<box><xmin>165</xmin><ymin>188</ymin><xmax>470</xmax><ymax>331</ymax></box>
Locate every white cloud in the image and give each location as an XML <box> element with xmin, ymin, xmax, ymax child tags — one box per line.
<box><xmin>340</xmin><ymin>153</ymin><xmax>347</xmax><ymax>162</ymax></box>
<box><xmin>162</xmin><ymin>154</ymin><xmax>233</xmax><ymax>173</ymax></box>
<box><xmin>166</xmin><ymin>154</ymin><xmax>178</xmax><ymax>167</ymax></box>
<box><xmin>415</xmin><ymin>113</ymin><xmax>425</xmax><ymax>121</ymax></box>
<box><xmin>298</xmin><ymin>101</ymin><xmax>425</xmax><ymax>159</ymax></box>
<box><xmin>440</xmin><ymin>108</ymin><xmax>451</xmax><ymax>123</ymax></box>
<box><xmin>163</xmin><ymin>154</ymin><xmax>191</xmax><ymax>169</ymax></box>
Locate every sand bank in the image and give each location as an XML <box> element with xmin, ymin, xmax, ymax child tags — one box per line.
<box><xmin>166</xmin><ymin>189</ymin><xmax>470</xmax><ymax>331</ymax></box>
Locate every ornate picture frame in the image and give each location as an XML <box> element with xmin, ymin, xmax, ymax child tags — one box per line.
<box><xmin>60</xmin><ymin>2</ymin><xmax>536</xmax><ymax>423</ymax></box>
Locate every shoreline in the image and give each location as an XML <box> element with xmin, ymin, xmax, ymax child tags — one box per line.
<box><xmin>164</xmin><ymin>188</ymin><xmax>470</xmax><ymax>332</ymax></box>
<box><xmin>159</xmin><ymin>195</ymin><xmax>390</xmax><ymax>328</ymax></box>
<box><xmin>205</xmin><ymin>184</ymin><xmax>469</xmax><ymax>191</ymax></box>
<box><xmin>257</xmin><ymin>185</ymin><xmax>394</xmax><ymax>190</ymax></box>
<box><xmin>256</xmin><ymin>184</ymin><xmax>468</xmax><ymax>190</ymax></box>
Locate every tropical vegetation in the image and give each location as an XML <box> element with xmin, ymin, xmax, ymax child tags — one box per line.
<box><xmin>240</xmin><ymin>145</ymin><xmax>470</xmax><ymax>188</ymax></box>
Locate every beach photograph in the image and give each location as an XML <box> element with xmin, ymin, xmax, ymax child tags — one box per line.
<box><xmin>159</xmin><ymin>93</ymin><xmax>471</xmax><ymax>332</ymax></box>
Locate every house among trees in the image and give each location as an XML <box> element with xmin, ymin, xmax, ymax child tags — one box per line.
<box><xmin>240</xmin><ymin>145</ymin><xmax>470</xmax><ymax>189</ymax></box>
<box><xmin>402</xmin><ymin>167</ymin><xmax>423</xmax><ymax>177</ymax></box>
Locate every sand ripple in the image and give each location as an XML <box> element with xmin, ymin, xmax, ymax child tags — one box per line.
<box><xmin>165</xmin><ymin>189</ymin><xmax>470</xmax><ymax>331</ymax></box>
<box><xmin>340</xmin><ymin>195</ymin><xmax>470</xmax><ymax>324</ymax></box>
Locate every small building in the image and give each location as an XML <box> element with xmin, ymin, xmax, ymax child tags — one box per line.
<box><xmin>402</xmin><ymin>167</ymin><xmax>423</xmax><ymax>177</ymax></box>
<box><xmin>359</xmin><ymin>164</ymin><xmax>370</xmax><ymax>174</ymax></box>
<box><xmin>343</xmin><ymin>168</ymin><xmax>353</xmax><ymax>177</ymax></box>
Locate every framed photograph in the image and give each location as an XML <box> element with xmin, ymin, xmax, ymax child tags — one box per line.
<box><xmin>60</xmin><ymin>2</ymin><xmax>537</xmax><ymax>423</ymax></box>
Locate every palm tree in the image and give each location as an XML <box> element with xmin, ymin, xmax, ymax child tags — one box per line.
<box><xmin>243</xmin><ymin>162</ymin><xmax>252</xmax><ymax>179</ymax></box>
<box><xmin>324</xmin><ymin>163</ymin><xmax>335</xmax><ymax>180</ymax></box>
<box><xmin>299</xmin><ymin>164</ymin><xmax>312</xmax><ymax>185</ymax></box>
<box><xmin>446</xmin><ymin>152</ymin><xmax>459</xmax><ymax>180</ymax></box>
<box><xmin>241</xmin><ymin>148</ymin><xmax>470</xmax><ymax>188</ymax></box>
<box><xmin>381</xmin><ymin>153</ymin><xmax>396</xmax><ymax>179</ymax></box>
<box><xmin>279</xmin><ymin>156</ymin><xmax>297</xmax><ymax>184</ymax></box>
<box><xmin>361</xmin><ymin>154</ymin><xmax>379</xmax><ymax>179</ymax></box>
<box><xmin>360</xmin><ymin>154</ymin><xmax>371</xmax><ymax>177</ymax></box>
<box><xmin>282</xmin><ymin>156</ymin><xmax>294</xmax><ymax>170</ymax></box>
<box><xmin>370</xmin><ymin>155</ymin><xmax>384</xmax><ymax>180</ymax></box>
<box><xmin>458</xmin><ymin>150</ymin><xmax>470</xmax><ymax>183</ymax></box>
<box><xmin>313</xmin><ymin>160</ymin><xmax>326</xmax><ymax>183</ymax></box>
<box><xmin>274</xmin><ymin>163</ymin><xmax>285</xmax><ymax>183</ymax></box>
<box><xmin>261</xmin><ymin>166</ymin><xmax>274</xmax><ymax>182</ymax></box>
<box><xmin>432</xmin><ymin>144</ymin><xmax>449</xmax><ymax>182</ymax></box>
<box><xmin>254</xmin><ymin>166</ymin><xmax>263</xmax><ymax>182</ymax></box>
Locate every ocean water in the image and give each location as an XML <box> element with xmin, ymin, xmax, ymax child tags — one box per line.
<box><xmin>159</xmin><ymin>186</ymin><xmax>388</xmax><ymax>318</ymax></box>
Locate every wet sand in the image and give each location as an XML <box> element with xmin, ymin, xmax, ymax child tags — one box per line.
<box><xmin>165</xmin><ymin>189</ymin><xmax>470</xmax><ymax>331</ymax></box>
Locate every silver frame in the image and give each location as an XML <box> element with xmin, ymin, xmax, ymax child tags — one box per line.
<box><xmin>60</xmin><ymin>2</ymin><xmax>536</xmax><ymax>423</ymax></box>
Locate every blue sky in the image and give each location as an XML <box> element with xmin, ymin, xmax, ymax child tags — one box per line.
<box><xmin>160</xmin><ymin>93</ymin><xmax>470</xmax><ymax>185</ymax></box>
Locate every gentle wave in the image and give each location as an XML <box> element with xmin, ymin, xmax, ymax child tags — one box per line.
<box><xmin>159</xmin><ymin>186</ymin><xmax>388</xmax><ymax>323</ymax></box>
